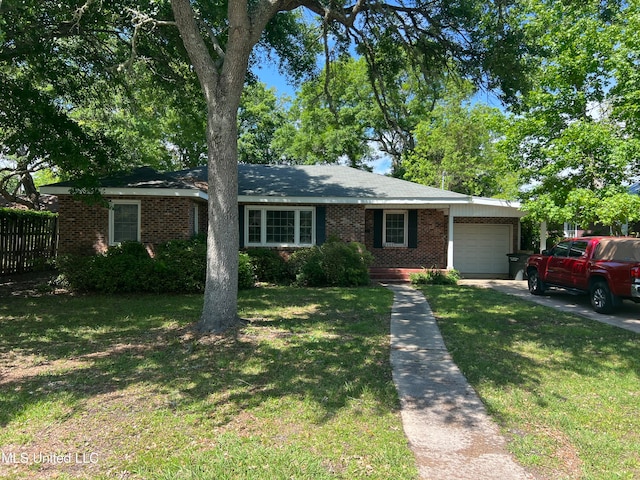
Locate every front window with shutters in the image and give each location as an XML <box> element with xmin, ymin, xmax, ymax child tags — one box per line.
<box><xmin>109</xmin><ymin>200</ymin><xmax>141</xmax><ymax>245</ymax></box>
<box><xmin>383</xmin><ymin>210</ymin><xmax>407</xmax><ymax>247</ymax></box>
<box><xmin>245</xmin><ymin>206</ymin><xmax>315</xmax><ymax>247</ymax></box>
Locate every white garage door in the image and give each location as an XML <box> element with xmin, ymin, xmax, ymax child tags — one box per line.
<box><xmin>453</xmin><ymin>224</ymin><xmax>511</xmax><ymax>276</ymax></box>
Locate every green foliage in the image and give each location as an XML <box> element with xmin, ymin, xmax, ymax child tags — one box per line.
<box><xmin>154</xmin><ymin>236</ymin><xmax>208</xmax><ymax>292</ymax></box>
<box><xmin>238</xmin><ymin>83</ymin><xmax>288</xmax><ymax>165</ymax></box>
<box><xmin>410</xmin><ymin>269</ymin><xmax>460</xmax><ymax>286</ymax></box>
<box><xmin>507</xmin><ymin>0</ymin><xmax>640</xmax><ymax>227</ymax></box>
<box><xmin>596</xmin><ymin>193</ymin><xmax>640</xmax><ymax>235</ymax></box>
<box><xmin>245</xmin><ymin>248</ymin><xmax>292</xmax><ymax>284</ymax></box>
<box><xmin>288</xmin><ymin>247</ymin><xmax>327</xmax><ymax>287</ymax></box>
<box><xmin>403</xmin><ymin>79</ymin><xmax>514</xmax><ymax>197</ymax></box>
<box><xmin>319</xmin><ymin>240</ymin><xmax>374</xmax><ymax>287</ymax></box>
<box><xmin>289</xmin><ymin>239</ymin><xmax>373</xmax><ymax>287</ymax></box>
<box><xmin>58</xmin><ymin>238</ymin><xmax>375</xmax><ymax>292</ymax></box>
<box><xmin>57</xmin><ymin>238</ymin><xmax>254</xmax><ymax>294</ymax></box>
<box><xmin>0</xmin><ymin>208</ymin><xmax>57</xmax><ymax>220</ymax></box>
<box><xmin>273</xmin><ymin>58</ymin><xmax>377</xmax><ymax>169</ymax></box>
<box><xmin>238</xmin><ymin>252</ymin><xmax>256</xmax><ymax>290</ymax></box>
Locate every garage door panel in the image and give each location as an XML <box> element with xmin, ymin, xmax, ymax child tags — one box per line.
<box><xmin>453</xmin><ymin>224</ymin><xmax>510</xmax><ymax>275</ymax></box>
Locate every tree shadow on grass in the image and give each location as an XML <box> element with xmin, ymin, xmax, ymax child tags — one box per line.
<box><xmin>421</xmin><ymin>285</ymin><xmax>640</xmax><ymax>409</ymax></box>
<box><xmin>0</xmin><ymin>287</ymin><xmax>397</xmax><ymax>432</ymax></box>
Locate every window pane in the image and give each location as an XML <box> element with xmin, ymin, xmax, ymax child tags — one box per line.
<box><xmin>385</xmin><ymin>213</ymin><xmax>405</xmax><ymax>244</ymax></box>
<box><xmin>266</xmin><ymin>210</ymin><xmax>295</xmax><ymax>243</ymax></box>
<box><xmin>113</xmin><ymin>204</ymin><xmax>138</xmax><ymax>243</ymax></box>
<box><xmin>299</xmin><ymin>210</ymin><xmax>313</xmax><ymax>244</ymax></box>
<box><xmin>552</xmin><ymin>242</ymin><xmax>570</xmax><ymax>257</ymax></box>
<box><xmin>248</xmin><ymin>209</ymin><xmax>262</xmax><ymax>243</ymax></box>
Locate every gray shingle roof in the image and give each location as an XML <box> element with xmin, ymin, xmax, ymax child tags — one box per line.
<box><xmin>176</xmin><ymin>164</ymin><xmax>469</xmax><ymax>200</ymax></box>
<box><xmin>45</xmin><ymin>166</ymin><xmax>201</xmax><ymax>191</ymax></box>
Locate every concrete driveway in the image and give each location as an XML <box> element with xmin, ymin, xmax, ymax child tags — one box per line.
<box><xmin>460</xmin><ymin>279</ymin><xmax>640</xmax><ymax>334</ymax></box>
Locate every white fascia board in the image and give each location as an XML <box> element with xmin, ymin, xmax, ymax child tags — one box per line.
<box><xmin>470</xmin><ymin>196</ymin><xmax>522</xmax><ymax>208</ymax></box>
<box><xmin>238</xmin><ymin>195</ymin><xmax>473</xmax><ymax>205</ymax></box>
<box><xmin>40</xmin><ymin>186</ymin><xmax>208</xmax><ymax>200</ymax></box>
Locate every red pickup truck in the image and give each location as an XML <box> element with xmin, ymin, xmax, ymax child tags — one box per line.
<box><xmin>526</xmin><ymin>237</ymin><xmax>640</xmax><ymax>313</ymax></box>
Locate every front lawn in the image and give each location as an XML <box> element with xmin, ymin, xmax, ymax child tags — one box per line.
<box><xmin>420</xmin><ymin>285</ymin><xmax>640</xmax><ymax>480</ymax></box>
<box><xmin>0</xmin><ymin>287</ymin><xmax>417</xmax><ymax>479</ymax></box>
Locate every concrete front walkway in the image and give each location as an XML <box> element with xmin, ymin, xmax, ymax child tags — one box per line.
<box><xmin>387</xmin><ymin>284</ymin><xmax>533</xmax><ymax>480</ymax></box>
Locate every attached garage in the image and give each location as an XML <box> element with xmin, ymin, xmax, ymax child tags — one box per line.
<box><xmin>453</xmin><ymin>224</ymin><xmax>512</xmax><ymax>277</ymax></box>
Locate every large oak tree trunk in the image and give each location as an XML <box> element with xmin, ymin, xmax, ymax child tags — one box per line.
<box><xmin>200</xmin><ymin>106</ymin><xmax>241</xmax><ymax>332</ymax></box>
<box><xmin>171</xmin><ymin>0</ymin><xmax>265</xmax><ymax>332</ymax></box>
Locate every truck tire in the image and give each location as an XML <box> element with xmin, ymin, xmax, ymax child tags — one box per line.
<box><xmin>528</xmin><ymin>269</ymin><xmax>546</xmax><ymax>295</ymax></box>
<box><xmin>590</xmin><ymin>281</ymin><xmax>616</xmax><ymax>314</ymax></box>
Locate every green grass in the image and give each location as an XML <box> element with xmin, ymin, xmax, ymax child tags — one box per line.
<box><xmin>419</xmin><ymin>284</ymin><xmax>640</xmax><ymax>480</ymax></box>
<box><xmin>0</xmin><ymin>287</ymin><xmax>417</xmax><ymax>479</ymax></box>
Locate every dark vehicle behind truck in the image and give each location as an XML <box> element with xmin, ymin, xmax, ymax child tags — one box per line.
<box><xmin>526</xmin><ymin>237</ymin><xmax>640</xmax><ymax>313</ymax></box>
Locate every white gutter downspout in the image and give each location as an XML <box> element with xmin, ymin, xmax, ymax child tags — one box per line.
<box><xmin>447</xmin><ymin>208</ymin><xmax>455</xmax><ymax>270</ymax></box>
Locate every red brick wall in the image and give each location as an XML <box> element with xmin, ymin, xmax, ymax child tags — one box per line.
<box><xmin>364</xmin><ymin>209</ymin><xmax>448</xmax><ymax>268</ymax></box>
<box><xmin>57</xmin><ymin>195</ymin><xmax>109</xmax><ymax>255</ymax></box>
<box><xmin>325</xmin><ymin>204</ymin><xmax>366</xmax><ymax>242</ymax></box>
<box><xmin>324</xmin><ymin>208</ymin><xmax>519</xmax><ymax>268</ymax></box>
<box><xmin>56</xmin><ymin>195</ymin><xmax>201</xmax><ymax>255</ymax></box>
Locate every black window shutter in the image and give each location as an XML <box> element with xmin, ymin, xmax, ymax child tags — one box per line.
<box><xmin>408</xmin><ymin>210</ymin><xmax>418</xmax><ymax>248</ymax></box>
<box><xmin>238</xmin><ymin>205</ymin><xmax>245</xmax><ymax>249</ymax></box>
<box><xmin>316</xmin><ymin>206</ymin><xmax>326</xmax><ymax>245</ymax></box>
<box><xmin>373</xmin><ymin>210</ymin><xmax>383</xmax><ymax>248</ymax></box>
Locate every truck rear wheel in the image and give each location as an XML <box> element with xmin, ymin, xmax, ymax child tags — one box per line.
<box><xmin>590</xmin><ymin>281</ymin><xmax>616</xmax><ymax>314</ymax></box>
<box><xmin>528</xmin><ymin>269</ymin><xmax>546</xmax><ymax>295</ymax></box>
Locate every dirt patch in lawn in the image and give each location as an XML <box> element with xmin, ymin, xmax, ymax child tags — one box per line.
<box><xmin>0</xmin><ymin>271</ymin><xmax>69</xmax><ymax>298</ymax></box>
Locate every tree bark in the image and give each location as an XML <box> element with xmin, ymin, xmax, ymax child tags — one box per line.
<box><xmin>170</xmin><ymin>0</ymin><xmax>279</xmax><ymax>332</ymax></box>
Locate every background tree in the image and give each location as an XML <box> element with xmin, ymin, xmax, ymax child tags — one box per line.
<box><xmin>273</xmin><ymin>57</ymin><xmax>376</xmax><ymax>168</ymax></box>
<box><xmin>506</xmin><ymin>0</ymin><xmax>640</xmax><ymax>227</ymax></box>
<box><xmin>237</xmin><ymin>82</ymin><xmax>288</xmax><ymax>164</ymax></box>
<box><xmin>273</xmin><ymin>54</ymin><xmax>450</xmax><ymax>174</ymax></box>
<box><xmin>0</xmin><ymin>0</ymin><xmax>201</xmax><ymax>206</ymax></box>
<box><xmin>402</xmin><ymin>79</ymin><xmax>515</xmax><ymax>198</ymax></box>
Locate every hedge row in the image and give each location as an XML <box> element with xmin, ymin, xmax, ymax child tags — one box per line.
<box><xmin>56</xmin><ymin>236</ymin><xmax>374</xmax><ymax>294</ymax></box>
<box><xmin>0</xmin><ymin>207</ymin><xmax>58</xmax><ymax>220</ymax></box>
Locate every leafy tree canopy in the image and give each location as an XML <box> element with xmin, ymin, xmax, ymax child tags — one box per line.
<box><xmin>507</xmin><ymin>0</ymin><xmax>640</xmax><ymax>227</ymax></box>
<box><xmin>403</xmin><ymin>79</ymin><xmax>515</xmax><ymax>198</ymax></box>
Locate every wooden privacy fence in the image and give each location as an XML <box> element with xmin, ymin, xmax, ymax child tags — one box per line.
<box><xmin>0</xmin><ymin>208</ymin><xmax>58</xmax><ymax>275</ymax></box>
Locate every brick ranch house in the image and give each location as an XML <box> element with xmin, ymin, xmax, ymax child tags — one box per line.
<box><xmin>40</xmin><ymin>164</ymin><xmax>525</xmax><ymax>279</ymax></box>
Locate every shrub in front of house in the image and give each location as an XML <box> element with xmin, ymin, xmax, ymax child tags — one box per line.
<box><xmin>154</xmin><ymin>235</ymin><xmax>207</xmax><ymax>292</ymax></box>
<box><xmin>289</xmin><ymin>239</ymin><xmax>373</xmax><ymax>287</ymax></box>
<box><xmin>238</xmin><ymin>252</ymin><xmax>256</xmax><ymax>290</ymax></box>
<box><xmin>288</xmin><ymin>246</ymin><xmax>326</xmax><ymax>287</ymax></box>
<box><xmin>57</xmin><ymin>238</ymin><xmax>256</xmax><ymax>293</ymax></box>
<box><xmin>57</xmin><ymin>242</ymin><xmax>156</xmax><ymax>294</ymax></box>
<box><xmin>245</xmin><ymin>248</ymin><xmax>292</xmax><ymax>284</ymax></box>
<box><xmin>409</xmin><ymin>268</ymin><xmax>460</xmax><ymax>286</ymax></box>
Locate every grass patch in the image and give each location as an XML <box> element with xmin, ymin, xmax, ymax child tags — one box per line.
<box><xmin>419</xmin><ymin>284</ymin><xmax>640</xmax><ymax>480</ymax></box>
<box><xmin>0</xmin><ymin>287</ymin><xmax>417</xmax><ymax>479</ymax></box>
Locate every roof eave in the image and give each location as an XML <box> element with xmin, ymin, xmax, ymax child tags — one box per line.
<box><xmin>238</xmin><ymin>195</ymin><xmax>475</xmax><ymax>205</ymax></box>
<box><xmin>40</xmin><ymin>186</ymin><xmax>208</xmax><ymax>200</ymax></box>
